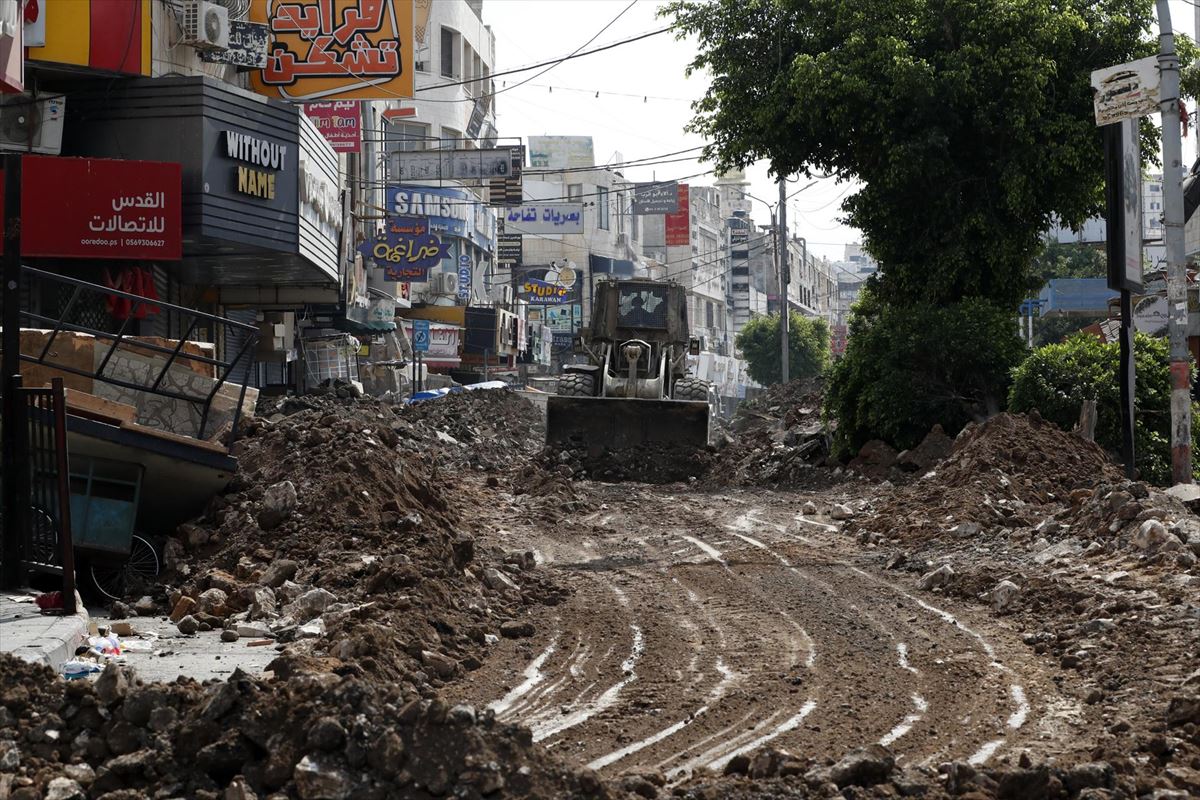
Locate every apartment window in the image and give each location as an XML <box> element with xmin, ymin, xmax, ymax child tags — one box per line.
<box><xmin>567</xmin><ymin>184</ymin><xmax>583</xmax><ymax>201</ymax></box>
<box><xmin>631</xmin><ymin>210</ymin><xmax>639</xmax><ymax>242</ymax></box>
<box><xmin>440</xmin><ymin>27</ymin><xmax>461</xmax><ymax>78</ymax></box>
<box><xmin>706</xmin><ymin>301</ymin><xmax>715</xmax><ymax>328</ymax></box>
<box><xmin>440</xmin><ymin>127</ymin><xmax>462</xmax><ymax>150</ymax></box>
<box><xmin>597</xmin><ymin>186</ymin><xmax>610</xmax><ymax>230</ymax></box>
<box><xmin>387</xmin><ymin>122</ymin><xmax>428</xmax><ymax>153</ymax></box>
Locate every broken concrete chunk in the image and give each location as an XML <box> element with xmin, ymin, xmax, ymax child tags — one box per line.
<box><xmin>482</xmin><ymin>567</ymin><xmax>519</xmax><ymax>592</ymax></box>
<box><xmin>830</xmin><ymin>503</ymin><xmax>854</xmax><ymax>521</ymax></box>
<box><xmin>290</xmin><ymin>588</ymin><xmax>337</xmax><ymax>622</ymax></box>
<box><xmin>1133</xmin><ymin>519</ymin><xmax>1172</xmax><ymax>551</ymax></box>
<box><xmin>260</xmin><ymin>559</ymin><xmax>299</xmax><ymax>588</ymax></box>
<box><xmin>918</xmin><ymin>564</ymin><xmax>955</xmax><ymax>592</ymax></box>
<box><xmin>991</xmin><ymin>580</ymin><xmax>1020</xmax><ymax>614</ymax></box>
<box><xmin>257</xmin><ymin>480</ymin><xmax>298</xmax><ymax>530</ymax></box>
<box><xmin>176</xmin><ymin>615</ymin><xmax>201</xmax><ymax>636</ymax></box>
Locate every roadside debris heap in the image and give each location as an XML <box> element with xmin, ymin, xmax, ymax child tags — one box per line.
<box><xmin>0</xmin><ymin>655</ymin><xmax>606</xmax><ymax>800</ymax></box>
<box><xmin>849</xmin><ymin>411</ymin><xmax>1123</xmax><ymax>546</ymax></box>
<box><xmin>146</xmin><ymin>389</ymin><xmax>564</xmax><ymax>688</ymax></box>
<box><xmin>708</xmin><ymin>378</ymin><xmax>832</xmax><ymax>486</ymax></box>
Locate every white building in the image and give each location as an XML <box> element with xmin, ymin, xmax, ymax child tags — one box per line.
<box><xmin>360</xmin><ymin>0</ymin><xmax>500</xmax><ymax>309</ymax></box>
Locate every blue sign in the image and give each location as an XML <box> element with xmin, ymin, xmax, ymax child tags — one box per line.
<box><xmin>387</xmin><ymin>185</ymin><xmax>494</xmax><ymax>249</ymax></box>
<box><xmin>457</xmin><ymin>254</ymin><xmax>472</xmax><ymax>300</ymax></box>
<box><xmin>358</xmin><ymin>215</ymin><xmax>447</xmax><ymax>283</ymax></box>
<box><xmin>412</xmin><ymin>319</ymin><xmax>430</xmax><ymax>353</ymax></box>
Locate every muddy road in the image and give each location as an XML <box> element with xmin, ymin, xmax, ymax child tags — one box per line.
<box><xmin>447</xmin><ymin>481</ymin><xmax>1100</xmax><ymax>784</ymax></box>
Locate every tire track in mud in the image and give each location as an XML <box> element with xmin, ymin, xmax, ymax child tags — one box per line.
<box><xmin>453</xmin><ymin>486</ymin><xmax>1054</xmax><ymax>779</ymax></box>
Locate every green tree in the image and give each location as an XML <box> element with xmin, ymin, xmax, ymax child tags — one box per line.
<box><xmin>665</xmin><ymin>0</ymin><xmax>1156</xmax><ymax>309</ymax></box>
<box><xmin>1028</xmin><ymin>238</ymin><xmax>1107</xmax><ymax>290</ymax></box>
<box><xmin>735</xmin><ymin>311</ymin><xmax>830</xmax><ymax>385</ymax></box>
<box><xmin>1008</xmin><ymin>333</ymin><xmax>1199</xmax><ymax>484</ymax></box>
<box><xmin>825</xmin><ymin>291</ymin><xmax>1027</xmax><ymax>458</ymax></box>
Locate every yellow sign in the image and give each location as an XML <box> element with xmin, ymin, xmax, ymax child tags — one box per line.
<box><xmin>250</xmin><ymin>0</ymin><xmax>415</xmax><ymax>102</ymax></box>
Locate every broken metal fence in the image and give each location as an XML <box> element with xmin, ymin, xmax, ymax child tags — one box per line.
<box><xmin>18</xmin><ymin>265</ymin><xmax>259</xmax><ymax>440</ymax></box>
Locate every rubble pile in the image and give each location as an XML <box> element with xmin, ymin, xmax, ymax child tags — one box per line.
<box><xmin>541</xmin><ymin>441</ymin><xmax>712</xmax><ymax>484</ymax></box>
<box><xmin>150</xmin><ymin>391</ymin><xmax>567</xmax><ymax>687</ymax></box>
<box><xmin>0</xmin><ymin>656</ymin><xmax>606</xmax><ymax>800</ymax></box>
<box><xmin>674</xmin><ymin>742</ymin><xmax>1146</xmax><ymax>799</ymax></box>
<box><xmin>399</xmin><ymin>389</ymin><xmax>544</xmax><ymax>470</ymax></box>
<box><xmin>848</xmin><ymin>412</ymin><xmax>1122</xmax><ymax>545</ymax></box>
<box><xmin>706</xmin><ymin>378</ymin><xmax>833</xmax><ymax>487</ymax></box>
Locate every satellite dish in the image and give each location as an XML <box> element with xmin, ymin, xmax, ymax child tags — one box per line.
<box><xmin>557</xmin><ymin>266</ymin><xmax>576</xmax><ymax>286</ymax></box>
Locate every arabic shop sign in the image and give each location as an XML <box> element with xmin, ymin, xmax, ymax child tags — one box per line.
<box><xmin>304</xmin><ymin>100</ymin><xmax>361</xmax><ymax>152</ymax></box>
<box><xmin>200</xmin><ymin>20</ymin><xmax>271</xmax><ymax>68</ymax></box>
<box><xmin>632</xmin><ymin>181</ymin><xmax>679</xmax><ymax>215</ymax></box>
<box><xmin>224</xmin><ymin>130</ymin><xmax>288</xmax><ymax>201</ymax></box>
<box><xmin>358</xmin><ymin>215</ymin><xmax>447</xmax><ymax>282</ymax></box>
<box><xmin>250</xmin><ymin>0</ymin><xmax>415</xmax><ymax>102</ymax></box>
<box><xmin>14</xmin><ymin>156</ymin><xmax>182</xmax><ymax>260</ymax></box>
<box><xmin>386</xmin><ymin>185</ymin><xmax>472</xmax><ymax>238</ymax></box>
<box><xmin>503</xmin><ymin>203</ymin><xmax>584</xmax><ymax>235</ymax></box>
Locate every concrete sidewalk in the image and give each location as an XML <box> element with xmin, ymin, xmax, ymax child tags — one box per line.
<box><xmin>0</xmin><ymin>591</ymin><xmax>89</xmax><ymax>670</ymax></box>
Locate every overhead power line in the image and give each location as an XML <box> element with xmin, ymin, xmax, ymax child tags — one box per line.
<box><xmin>415</xmin><ymin>26</ymin><xmax>676</xmax><ymax>93</ymax></box>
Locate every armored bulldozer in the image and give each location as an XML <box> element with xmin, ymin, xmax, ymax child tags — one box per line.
<box><xmin>546</xmin><ymin>279</ymin><xmax>711</xmax><ymax>450</ymax></box>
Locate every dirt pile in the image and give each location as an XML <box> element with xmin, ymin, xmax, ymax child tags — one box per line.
<box><xmin>145</xmin><ymin>389</ymin><xmax>566</xmax><ymax>688</ymax></box>
<box><xmin>540</xmin><ymin>441</ymin><xmax>712</xmax><ymax>484</ymax></box>
<box><xmin>0</xmin><ymin>655</ymin><xmax>607</xmax><ymax>800</ymax></box>
<box><xmin>706</xmin><ymin>378</ymin><xmax>833</xmax><ymax>487</ymax></box>
<box><xmin>399</xmin><ymin>389</ymin><xmax>544</xmax><ymax>470</ymax></box>
<box><xmin>849</xmin><ymin>412</ymin><xmax>1122</xmax><ymax>545</ymax></box>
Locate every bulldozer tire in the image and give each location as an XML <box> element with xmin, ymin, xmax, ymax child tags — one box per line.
<box><xmin>672</xmin><ymin>377</ymin><xmax>710</xmax><ymax>402</ymax></box>
<box><xmin>557</xmin><ymin>373</ymin><xmax>595</xmax><ymax>397</ymax></box>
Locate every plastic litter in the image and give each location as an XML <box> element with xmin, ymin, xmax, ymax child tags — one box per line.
<box><xmin>60</xmin><ymin>660</ymin><xmax>103</xmax><ymax>680</ymax></box>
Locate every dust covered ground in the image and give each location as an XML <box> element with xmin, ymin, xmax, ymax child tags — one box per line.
<box><xmin>6</xmin><ymin>386</ymin><xmax>1200</xmax><ymax>799</ymax></box>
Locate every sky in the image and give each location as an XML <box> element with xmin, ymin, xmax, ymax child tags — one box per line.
<box><xmin>486</xmin><ymin>0</ymin><xmax>1200</xmax><ymax>263</ymax></box>
<box><xmin>485</xmin><ymin>0</ymin><xmax>861</xmax><ymax>262</ymax></box>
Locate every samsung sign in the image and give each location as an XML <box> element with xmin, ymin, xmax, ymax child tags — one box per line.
<box><xmin>387</xmin><ymin>185</ymin><xmax>470</xmax><ymax>238</ymax></box>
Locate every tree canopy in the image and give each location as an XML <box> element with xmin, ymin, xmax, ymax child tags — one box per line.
<box><xmin>666</xmin><ymin>0</ymin><xmax>1157</xmax><ymax>308</ymax></box>
<box><xmin>735</xmin><ymin>311</ymin><xmax>829</xmax><ymax>385</ymax></box>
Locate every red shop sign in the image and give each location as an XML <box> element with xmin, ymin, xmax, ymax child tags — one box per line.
<box><xmin>304</xmin><ymin>101</ymin><xmax>361</xmax><ymax>153</ymax></box>
<box><xmin>664</xmin><ymin>183</ymin><xmax>690</xmax><ymax>247</ymax></box>
<box><xmin>4</xmin><ymin>156</ymin><xmax>182</xmax><ymax>260</ymax></box>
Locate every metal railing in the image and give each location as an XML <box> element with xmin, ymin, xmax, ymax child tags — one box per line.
<box><xmin>10</xmin><ymin>376</ymin><xmax>77</xmax><ymax>613</ymax></box>
<box><xmin>17</xmin><ymin>266</ymin><xmax>259</xmax><ymax>440</ymax></box>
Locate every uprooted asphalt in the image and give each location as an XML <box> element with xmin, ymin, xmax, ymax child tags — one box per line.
<box><xmin>5</xmin><ymin>385</ymin><xmax>1200</xmax><ymax>799</ymax></box>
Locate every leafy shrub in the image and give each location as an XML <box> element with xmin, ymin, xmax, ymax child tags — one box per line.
<box><xmin>824</xmin><ymin>294</ymin><xmax>1027</xmax><ymax>458</ymax></box>
<box><xmin>1008</xmin><ymin>332</ymin><xmax>1197</xmax><ymax>485</ymax></box>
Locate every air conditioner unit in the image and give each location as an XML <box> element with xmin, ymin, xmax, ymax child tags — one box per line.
<box><xmin>0</xmin><ymin>96</ymin><xmax>65</xmax><ymax>156</ymax></box>
<box><xmin>182</xmin><ymin>0</ymin><xmax>229</xmax><ymax>51</ymax></box>
<box><xmin>492</xmin><ymin>285</ymin><xmax>514</xmax><ymax>305</ymax></box>
<box><xmin>436</xmin><ymin>273</ymin><xmax>458</xmax><ymax>294</ymax></box>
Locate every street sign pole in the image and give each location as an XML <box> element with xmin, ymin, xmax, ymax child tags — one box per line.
<box><xmin>1157</xmin><ymin>0</ymin><xmax>1192</xmax><ymax>484</ymax></box>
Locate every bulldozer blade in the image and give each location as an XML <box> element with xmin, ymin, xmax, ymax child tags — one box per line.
<box><xmin>546</xmin><ymin>396</ymin><xmax>710</xmax><ymax>450</ymax></box>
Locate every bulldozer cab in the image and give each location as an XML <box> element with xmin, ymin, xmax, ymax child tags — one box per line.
<box><xmin>588</xmin><ymin>280</ymin><xmax>690</xmax><ymax>346</ymax></box>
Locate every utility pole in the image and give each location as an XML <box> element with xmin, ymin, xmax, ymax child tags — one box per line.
<box><xmin>1157</xmin><ymin>0</ymin><xmax>1192</xmax><ymax>484</ymax></box>
<box><xmin>778</xmin><ymin>179</ymin><xmax>789</xmax><ymax>384</ymax></box>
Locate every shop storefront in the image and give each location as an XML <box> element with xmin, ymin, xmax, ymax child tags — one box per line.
<box><xmin>58</xmin><ymin>77</ymin><xmax>342</xmax><ymax>389</ymax></box>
